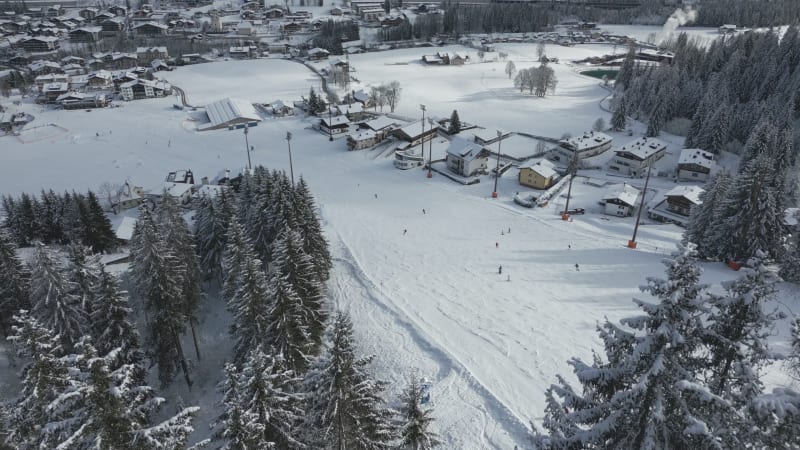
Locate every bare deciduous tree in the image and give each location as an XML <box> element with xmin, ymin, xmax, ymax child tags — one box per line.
<box><xmin>383</xmin><ymin>81</ymin><xmax>401</xmax><ymax>113</ymax></box>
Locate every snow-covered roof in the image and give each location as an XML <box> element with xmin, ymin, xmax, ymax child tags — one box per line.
<box><xmin>55</xmin><ymin>91</ymin><xmax>90</xmax><ymax>101</ymax></box>
<box><xmin>204</xmin><ymin>97</ymin><xmax>262</xmax><ymax>128</ymax></box>
<box><xmin>163</xmin><ymin>182</ymin><xmax>193</xmax><ymax>197</ymax></box>
<box><xmin>560</xmin><ymin>131</ymin><xmax>612</xmax><ymax>151</ymax></box>
<box><xmin>678</xmin><ymin>148</ymin><xmax>715</xmax><ymax>169</ymax></box>
<box><xmin>785</xmin><ymin>208</ymin><xmax>799</xmax><ymax>227</ymax></box>
<box><xmin>353</xmin><ymin>89</ymin><xmax>370</xmax><ymax>102</ymax></box>
<box><xmin>364</xmin><ymin>116</ymin><xmax>399</xmax><ymax>131</ymax></box>
<box><xmin>43</xmin><ymin>81</ymin><xmax>69</xmax><ymax>91</ymax></box>
<box><xmin>115</xmin><ymin>216</ymin><xmax>137</xmax><ymax>241</ymax></box>
<box><xmin>308</xmin><ymin>47</ymin><xmax>329</xmax><ymax>55</ymax></box>
<box><xmin>615</xmin><ymin>137</ymin><xmax>667</xmax><ymax>160</ymax></box>
<box><xmin>321</xmin><ymin>115</ymin><xmax>350</xmax><ymax>126</ymax></box>
<box><xmin>349</xmin><ymin>130</ymin><xmax>376</xmax><ymax>141</ymax></box>
<box><xmin>447</xmin><ymin>136</ymin><xmax>485</xmax><ymax>159</ymax></box>
<box><xmin>196</xmin><ymin>184</ymin><xmax>227</xmax><ymax>198</ymax></box>
<box><xmin>521</xmin><ymin>161</ymin><xmax>557</xmax><ymax>178</ymax></box>
<box><xmin>137</xmin><ymin>46</ymin><xmax>167</xmax><ymax>53</ymax></box>
<box><xmin>665</xmin><ymin>185</ymin><xmax>704</xmax><ymax>205</ymax></box>
<box><xmin>603</xmin><ymin>183</ymin><xmax>640</xmax><ymax>207</ymax></box>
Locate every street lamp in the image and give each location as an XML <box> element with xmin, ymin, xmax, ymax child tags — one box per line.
<box><xmin>328</xmin><ymin>104</ymin><xmax>333</xmax><ymax>141</ymax></box>
<box><xmin>628</xmin><ymin>157</ymin><xmax>652</xmax><ymax>249</ymax></box>
<box><xmin>243</xmin><ymin>126</ymin><xmax>252</xmax><ymax>170</ymax></box>
<box><xmin>420</xmin><ymin>104</ymin><xmax>426</xmax><ymax>167</ymax></box>
<box><xmin>492</xmin><ymin>130</ymin><xmax>502</xmax><ymax>198</ymax></box>
<box><xmin>427</xmin><ymin>117</ymin><xmax>434</xmax><ymax>178</ymax></box>
<box><xmin>286</xmin><ymin>131</ymin><xmax>294</xmax><ymax>186</ymax></box>
<box><xmin>562</xmin><ymin>151</ymin><xmax>578</xmax><ymax>220</ymax></box>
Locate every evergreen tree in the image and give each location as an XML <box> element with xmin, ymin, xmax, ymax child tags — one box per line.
<box><xmin>65</xmin><ymin>243</ymin><xmax>102</xmax><ymax>320</ymax></box>
<box><xmin>292</xmin><ymin>177</ymin><xmax>332</xmax><ymax>282</ymax></box>
<box><xmin>157</xmin><ymin>194</ymin><xmax>204</xmax><ymax>361</ymax></box>
<box><xmin>5</xmin><ymin>312</ymin><xmax>69</xmax><ymax>449</ymax></box>
<box><xmin>227</xmin><ymin>252</ymin><xmax>271</xmax><ymax>366</ymax></box>
<box><xmin>703</xmin><ymin>254</ymin><xmax>782</xmax><ymax>448</ymax></box>
<box><xmin>130</xmin><ymin>208</ymin><xmax>191</xmax><ymax>387</ymax></box>
<box><xmin>271</xmin><ymin>227</ymin><xmax>326</xmax><ymax>350</ymax></box>
<box><xmin>788</xmin><ymin>317</ymin><xmax>800</xmax><ymax>380</ymax></box>
<box><xmin>222</xmin><ymin>220</ymin><xmax>255</xmax><ymax>306</ymax></box>
<box><xmin>305</xmin><ymin>312</ymin><xmax>396</xmax><ymax>449</ymax></box>
<box><xmin>535</xmin><ymin>247</ymin><xmax>723</xmax><ymax>449</ymax></box>
<box><xmin>216</xmin><ymin>363</ymin><xmax>268</xmax><ymax>449</ymax></box>
<box><xmin>0</xmin><ymin>228</ymin><xmax>29</xmax><ymax>336</ymax></box>
<box><xmin>91</xmin><ymin>268</ymin><xmax>145</xmax><ymax>376</ymax></box>
<box><xmin>43</xmin><ymin>339</ymin><xmax>200</xmax><ymax>450</ymax></box>
<box><xmin>28</xmin><ymin>243</ymin><xmax>86</xmax><ymax>351</ymax></box>
<box><xmin>645</xmin><ymin>95</ymin><xmax>665</xmax><ymax>137</ymax></box>
<box><xmin>615</xmin><ymin>46</ymin><xmax>637</xmax><ymax>90</ymax></box>
<box><xmin>265</xmin><ymin>264</ymin><xmax>311</xmax><ymax>373</ymax></box>
<box><xmin>194</xmin><ymin>193</ymin><xmax>229</xmax><ymax>283</ymax></box>
<box><xmin>447</xmin><ymin>110</ymin><xmax>461</xmax><ymax>135</ymax></box>
<box><xmin>714</xmin><ymin>154</ymin><xmax>785</xmax><ymax>261</ymax></box>
<box><xmin>610</xmin><ymin>94</ymin><xmax>627</xmax><ymax>131</ymax></box>
<box><xmin>684</xmin><ymin>172</ymin><xmax>732</xmax><ymax>259</ymax></box>
<box><xmin>81</xmin><ymin>190</ymin><xmax>117</xmax><ymax>252</ymax></box>
<box><xmin>239</xmin><ymin>346</ymin><xmax>306</xmax><ymax>448</ymax></box>
<box><xmin>399</xmin><ymin>377</ymin><xmax>441</xmax><ymax>450</ymax></box>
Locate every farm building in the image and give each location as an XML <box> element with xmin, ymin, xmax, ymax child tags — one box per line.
<box><xmin>199</xmin><ymin>97</ymin><xmax>263</xmax><ymax>131</ymax></box>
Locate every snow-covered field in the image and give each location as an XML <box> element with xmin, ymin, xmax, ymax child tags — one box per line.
<box><xmin>2</xmin><ymin>43</ymin><xmax>798</xmax><ymax>449</ymax></box>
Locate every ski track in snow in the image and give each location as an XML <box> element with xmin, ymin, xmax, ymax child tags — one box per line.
<box><xmin>330</xmin><ymin>228</ymin><xmax>531</xmax><ymax>448</ymax></box>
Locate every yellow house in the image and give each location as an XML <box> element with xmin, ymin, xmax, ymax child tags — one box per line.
<box><xmin>519</xmin><ymin>161</ymin><xmax>558</xmax><ymax>190</ymax></box>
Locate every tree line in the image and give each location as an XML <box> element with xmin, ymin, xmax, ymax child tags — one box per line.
<box><xmin>2</xmin><ymin>190</ymin><xmax>118</xmax><ymax>252</ymax></box>
<box><xmin>1</xmin><ymin>167</ymin><xmax>441</xmax><ymax>449</ymax></box>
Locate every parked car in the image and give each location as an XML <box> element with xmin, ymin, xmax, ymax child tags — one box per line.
<box><xmin>566</xmin><ymin>208</ymin><xmax>585</xmax><ymax>215</ymax></box>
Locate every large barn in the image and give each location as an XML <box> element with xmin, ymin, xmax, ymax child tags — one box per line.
<box><xmin>199</xmin><ymin>97</ymin><xmax>263</xmax><ymax>131</ymax></box>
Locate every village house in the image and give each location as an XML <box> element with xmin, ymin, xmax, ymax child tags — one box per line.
<box><xmin>17</xmin><ymin>36</ymin><xmax>60</xmax><ymax>52</ymax></box>
<box><xmin>111</xmin><ymin>182</ymin><xmax>145</xmax><ymax>212</ymax></box>
<box><xmin>40</xmin><ymin>81</ymin><xmax>69</xmax><ymax>103</ymax></box>
<box><xmin>608</xmin><ymin>137</ymin><xmax>667</xmax><ymax>177</ymax></box>
<box><xmin>85</xmin><ymin>70</ymin><xmax>112</xmax><ymax>89</ymax></box>
<box><xmin>347</xmin><ymin>130</ymin><xmax>377</xmax><ymax>150</ymax></box>
<box><xmin>163</xmin><ymin>182</ymin><xmax>194</xmax><ymax>205</ymax></box>
<box><xmin>133</xmin><ymin>22</ymin><xmax>168</xmax><ymax>36</ymax></box>
<box><xmin>120</xmin><ymin>78</ymin><xmax>169</xmax><ymax>101</ymax></box>
<box><xmin>270</xmin><ymin>100</ymin><xmax>294</xmax><ymax>116</ymax></box>
<box><xmin>34</xmin><ymin>73</ymin><xmax>70</xmax><ymax>90</ymax></box>
<box><xmin>308</xmin><ymin>47</ymin><xmax>330</xmax><ymax>61</ymax></box>
<box><xmin>57</xmin><ymin>92</ymin><xmax>108</xmax><ymax>109</ymax></box>
<box><xmin>29</xmin><ymin>60</ymin><xmax>63</xmax><ymax>75</ymax></box>
<box><xmin>446</xmin><ymin>136</ymin><xmax>491</xmax><ymax>177</ymax></box>
<box><xmin>677</xmin><ymin>148</ymin><xmax>715</xmax><ymax>181</ymax></box>
<box><xmin>151</xmin><ymin>59</ymin><xmax>170</xmax><ymax>71</ymax></box>
<box><xmin>229</xmin><ymin>46</ymin><xmax>256</xmax><ymax>59</ymax></box>
<box><xmin>108</xmin><ymin>5</ymin><xmax>127</xmax><ymax>17</ymax></box>
<box><xmin>335</xmin><ymin>103</ymin><xmax>365</xmax><ymax>121</ymax></box>
<box><xmin>319</xmin><ymin>115</ymin><xmax>350</xmax><ymax>136</ymax></box>
<box><xmin>265</xmin><ymin>7</ymin><xmax>285</xmax><ymax>19</ymax></box>
<box><xmin>352</xmin><ymin>89</ymin><xmax>373</xmax><ymax>108</ymax></box>
<box><xmin>360</xmin><ymin>7</ymin><xmax>383</xmax><ymax>22</ymax></box>
<box><xmin>602</xmin><ymin>183</ymin><xmax>640</xmax><ymax>217</ymax></box>
<box><xmin>647</xmin><ymin>185</ymin><xmax>704</xmax><ymax>227</ymax></box>
<box><xmin>559</xmin><ymin>131</ymin><xmax>613</xmax><ymax>160</ymax></box>
<box><xmin>78</xmin><ymin>7</ymin><xmax>99</xmax><ymax>21</ymax></box>
<box><xmin>69</xmin><ymin>26</ymin><xmax>102</xmax><ymax>42</ymax></box>
<box><xmin>393</xmin><ymin>120</ymin><xmax>438</xmax><ymax>147</ymax></box>
<box><xmin>519</xmin><ymin>160</ymin><xmax>558</xmax><ymax>190</ymax></box>
<box><xmin>112</xmin><ymin>72</ymin><xmax>138</xmax><ymax>91</ymax></box>
<box><xmin>136</xmin><ymin>46</ymin><xmax>168</xmax><ymax>65</ymax></box>
<box><xmin>281</xmin><ymin>21</ymin><xmax>304</xmax><ymax>34</ymax></box>
<box><xmin>100</xmin><ymin>16</ymin><xmax>126</xmax><ymax>33</ymax></box>
<box><xmin>361</xmin><ymin>115</ymin><xmax>400</xmax><ymax>139</ymax></box>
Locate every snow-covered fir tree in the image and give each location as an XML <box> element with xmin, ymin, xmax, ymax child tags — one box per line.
<box><xmin>610</xmin><ymin>94</ymin><xmax>627</xmax><ymax>131</ymax></box>
<box><xmin>81</xmin><ymin>190</ymin><xmax>117</xmax><ymax>253</ymax></box>
<box><xmin>227</xmin><ymin>251</ymin><xmax>271</xmax><ymax>366</ymax></box>
<box><xmin>237</xmin><ymin>346</ymin><xmax>306</xmax><ymax>448</ymax></box>
<box><xmin>399</xmin><ymin>376</ymin><xmax>441</xmax><ymax>450</ymax></box>
<box><xmin>156</xmin><ymin>193</ymin><xmax>204</xmax><ymax>361</ymax></box>
<box><xmin>0</xmin><ymin>228</ymin><xmax>29</xmax><ymax>336</ymax></box>
<box><xmin>265</xmin><ymin>264</ymin><xmax>311</xmax><ymax>373</ymax></box>
<box><xmin>28</xmin><ymin>243</ymin><xmax>86</xmax><ymax>351</ymax></box>
<box><xmin>90</xmin><ymin>268</ymin><xmax>145</xmax><ymax>377</ymax></box>
<box><xmin>789</xmin><ymin>317</ymin><xmax>800</xmax><ymax>380</ymax></box>
<box><xmin>683</xmin><ymin>172</ymin><xmax>732</xmax><ymax>259</ymax></box>
<box><xmin>713</xmin><ymin>153</ymin><xmax>785</xmax><ymax>261</ymax></box>
<box><xmin>534</xmin><ymin>247</ymin><xmax>724</xmax><ymax>449</ymax></box>
<box><xmin>270</xmin><ymin>227</ymin><xmax>326</xmax><ymax>351</ymax></box>
<box><xmin>41</xmin><ymin>338</ymin><xmax>200</xmax><ymax>450</ymax></box>
<box><xmin>292</xmin><ymin>177</ymin><xmax>332</xmax><ymax>282</ymax></box>
<box><xmin>129</xmin><ymin>207</ymin><xmax>191</xmax><ymax>387</ymax></box>
<box><xmin>703</xmin><ymin>254</ymin><xmax>783</xmax><ymax>447</ymax></box>
<box><xmin>4</xmin><ymin>311</ymin><xmax>69</xmax><ymax>449</ymax></box>
<box><xmin>305</xmin><ymin>312</ymin><xmax>396</xmax><ymax>449</ymax></box>
<box><xmin>64</xmin><ymin>243</ymin><xmax>102</xmax><ymax>321</ymax></box>
<box><xmin>222</xmin><ymin>219</ymin><xmax>255</xmax><ymax>306</ymax></box>
<box><xmin>215</xmin><ymin>363</ymin><xmax>269</xmax><ymax>449</ymax></box>
<box><xmin>447</xmin><ymin>110</ymin><xmax>461</xmax><ymax>135</ymax></box>
<box><xmin>194</xmin><ymin>190</ymin><xmax>234</xmax><ymax>283</ymax></box>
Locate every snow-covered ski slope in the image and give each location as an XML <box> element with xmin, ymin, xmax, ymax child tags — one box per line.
<box><xmin>2</xmin><ymin>42</ymin><xmax>798</xmax><ymax>449</ymax></box>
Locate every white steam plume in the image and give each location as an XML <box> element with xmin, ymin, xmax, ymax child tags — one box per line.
<box><xmin>658</xmin><ymin>8</ymin><xmax>698</xmax><ymax>45</ymax></box>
